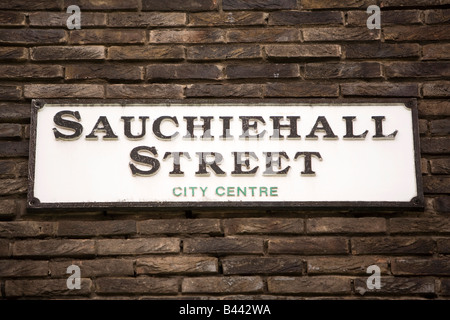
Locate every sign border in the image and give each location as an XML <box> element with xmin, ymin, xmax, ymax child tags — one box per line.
<box><xmin>27</xmin><ymin>98</ymin><xmax>424</xmax><ymax>212</ymax></box>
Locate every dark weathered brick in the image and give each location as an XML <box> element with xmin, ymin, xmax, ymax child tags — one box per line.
<box><xmin>224</xmin><ymin>218</ymin><xmax>303</xmax><ymax>235</ymax></box>
<box><xmin>142</xmin><ymin>0</ymin><xmax>217</xmax><ymax>11</ymax></box>
<box><xmin>0</xmin><ymin>85</ymin><xmax>22</xmax><ymax>100</ymax></box>
<box><xmin>31</xmin><ymin>46</ymin><xmax>105</xmax><ymax>61</ymax></box>
<box><xmin>24</xmin><ymin>84</ymin><xmax>104</xmax><ymax>98</ymax></box>
<box><xmin>392</xmin><ymin>258</ymin><xmax>450</xmax><ymax>275</ymax></box>
<box><xmin>347</xmin><ymin>10</ymin><xmax>421</xmax><ymax>26</ymax></box>
<box><xmin>418</xmin><ymin>100</ymin><xmax>448</xmax><ymax>118</ymax></box>
<box><xmin>0</xmin><ymin>0</ymin><xmax>61</xmax><ymax>10</ymax></box>
<box><xmin>433</xmin><ymin>196</ymin><xmax>450</xmax><ymax>213</ymax></box>
<box><xmin>223</xmin><ymin>0</ymin><xmax>297</xmax><ymax>10</ymax></box>
<box><xmin>189</xmin><ymin>12</ymin><xmax>266</xmax><ymax>26</ymax></box>
<box><xmin>64</xmin><ymin>0</ymin><xmax>139</xmax><ymax>10</ymax></box>
<box><xmin>13</xmin><ymin>240</ymin><xmax>96</xmax><ymax>258</ymax></box>
<box><xmin>269</xmin><ymin>11</ymin><xmax>342</xmax><ymax>25</ymax></box>
<box><xmin>268</xmin><ymin>237</ymin><xmax>348</xmax><ymax>255</ymax></box>
<box><xmin>95</xmin><ymin>277</ymin><xmax>178</xmax><ymax>294</ymax></box>
<box><xmin>66</xmin><ymin>64</ymin><xmax>143</xmax><ymax>81</ymax></box>
<box><xmin>70</xmin><ymin>30</ymin><xmax>145</xmax><ymax>44</ymax></box>
<box><xmin>106</xmin><ymin>84</ymin><xmax>184</xmax><ymax>99</ymax></box>
<box><xmin>431</xmin><ymin>159</ymin><xmax>450</xmax><ymax>174</ymax></box>
<box><xmin>222</xmin><ymin>256</ymin><xmax>303</xmax><ymax>275</ymax></box>
<box><xmin>182</xmin><ymin>276</ymin><xmax>263</xmax><ymax>293</ymax></box>
<box><xmin>437</xmin><ymin>238</ymin><xmax>450</xmax><ymax>253</ymax></box>
<box><xmin>29</xmin><ymin>12</ymin><xmax>106</xmax><ymax>27</ymax></box>
<box><xmin>0</xmin><ymin>221</ymin><xmax>55</xmax><ymax>238</ymax></box>
<box><xmin>146</xmin><ymin>64</ymin><xmax>222</xmax><ymax>80</ymax></box>
<box><xmin>303</xmin><ymin>27</ymin><xmax>379</xmax><ymax>41</ymax></box>
<box><xmin>302</xmin><ymin>0</ymin><xmax>373</xmax><ymax>9</ymax></box>
<box><xmin>265</xmin><ymin>82</ymin><xmax>339</xmax><ymax>97</ymax></box>
<box><xmin>0</xmin><ymin>12</ymin><xmax>25</xmax><ymax>26</ymax></box>
<box><xmin>341</xmin><ymin>83</ymin><xmax>419</xmax><ymax>97</ymax></box>
<box><xmin>441</xmin><ymin>279</ymin><xmax>450</xmax><ymax>296</ymax></box>
<box><xmin>0</xmin><ymin>124</ymin><xmax>22</xmax><ymax>139</ymax></box>
<box><xmin>0</xmin><ymin>29</ymin><xmax>66</xmax><ymax>44</ymax></box>
<box><xmin>109</xmin><ymin>12</ymin><xmax>186</xmax><ymax>27</ymax></box>
<box><xmin>390</xmin><ymin>218</ymin><xmax>450</xmax><ymax>233</ymax></box>
<box><xmin>351</xmin><ymin>237</ymin><xmax>434</xmax><ymax>255</ymax></box>
<box><xmin>268</xmin><ymin>276</ymin><xmax>350</xmax><ymax>294</ymax></box>
<box><xmin>423</xmin><ymin>176</ymin><xmax>450</xmax><ymax>193</ymax></box>
<box><xmin>307</xmin><ymin>218</ymin><xmax>386</xmax><ymax>234</ymax></box>
<box><xmin>304</xmin><ymin>62</ymin><xmax>382</xmax><ymax>79</ymax></box>
<box><xmin>421</xmin><ymin>137</ymin><xmax>450</xmax><ymax>154</ymax></box>
<box><xmin>187</xmin><ymin>45</ymin><xmax>262</xmax><ymax>60</ymax></box>
<box><xmin>0</xmin><ymin>141</ymin><xmax>28</xmax><ymax>157</ymax></box>
<box><xmin>386</xmin><ymin>62</ymin><xmax>450</xmax><ymax>78</ymax></box>
<box><xmin>307</xmin><ymin>256</ymin><xmax>389</xmax><ymax>275</ymax></box>
<box><xmin>96</xmin><ymin>238</ymin><xmax>180</xmax><ymax>256</ymax></box>
<box><xmin>5</xmin><ymin>279</ymin><xmax>92</xmax><ymax>297</ymax></box>
<box><xmin>227</xmin><ymin>28</ymin><xmax>300</xmax><ymax>42</ymax></box>
<box><xmin>108</xmin><ymin>45</ymin><xmax>184</xmax><ymax>61</ymax></box>
<box><xmin>150</xmin><ymin>29</ymin><xmax>225</xmax><ymax>43</ymax></box>
<box><xmin>0</xmin><ymin>47</ymin><xmax>27</xmax><ymax>61</ymax></box>
<box><xmin>430</xmin><ymin>118</ymin><xmax>450</xmax><ymax>136</ymax></box>
<box><xmin>384</xmin><ymin>26</ymin><xmax>450</xmax><ymax>41</ymax></box>
<box><xmin>0</xmin><ymin>199</ymin><xmax>15</xmax><ymax>216</ymax></box>
<box><xmin>0</xmin><ymin>65</ymin><xmax>63</xmax><ymax>79</ymax></box>
<box><xmin>183</xmin><ymin>238</ymin><xmax>263</xmax><ymax>254</ymax></box>
<box><xmin>423</xmin><ymin>44</ymin><xmax>450</xmax><ymax>60</ymax></box>
<box><xmin>226</xmin><ymin>64</ymin><xmax>299</xmax><ymax>79</ymax></box>
<box><xmin>49</xmin><ymin>259</ymin><xmax>134</xmax><ymax>277</ymax></box>
<box><xmin>419</xmin><ymin>119</ymin><xmax>428</xmax><ymax>135</ymax></box>
<box><xmin>423</xmin><ymin>82</ymin><xmax>450</xmax><ymax>97</ymax></box>
<box><xmin>344</xmin><ymin>43</ymin><xmax>420</xmax><ymax>59</ymax></box>
<box><xmin>0</xmin><ymin>239</ymin><xmax>9</xmax><ymax>257</ymax></box>
<box><xmin>0</xmin><ymin>179</ymin><xmax>27</xmax><ymax>195</ymax></box>
<box><xmin>58</xmin><ymin>220</ymin><xmax>136</xmax><ymax>237</ymax></box>
<box><xmin>425</xmin><ymin>9</ymin><xmax>450</xmax><ymax>24</ymax></box>
<box><xmin>381</xmin><ymin>0</ymin><xmax>450</xmax><ymax>7</ymax></box>
<box><xmin>186</xmin><ymin>84</ymin><xmax>262</xmax><ymax>97</ymax></box>
<box><xmin>0</xmin><ymin>260</ymin><xmax>48</xmax><ymax>277</ymax></box>
<box><xmin>266</xmin><ymin>44</ymin><xmax>341</xmax><ymax>59</ymax></box>
<box><xmin>138</xmin><ymin>219</ymin><xmax>221</xmax><ymax>235</ymax></box>
<box><xmin>136</xmin><ymin>256</ymin><xmax>218</xmax><ymax>274</ymax></box>
<box><xmin>353</xmin><ymin>277</ymin><xmax>435</xmax><ymax>296</ymax></box>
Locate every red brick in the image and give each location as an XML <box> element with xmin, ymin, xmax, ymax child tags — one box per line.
<box><xmin>307</xmin><ymin>218</ymin><xmax>386</xmax><ymax>234</ymax></box>
<box><xmin>351</xmin><ymin>237</ymin><xmax>434</xmax><ymax>255</ymax></box>
<box><xmin>96</xmin><ymin>238</ymin><xmax>180</xmax><ymax>256</ymax></box>
<box><xmin>423</xmin><ymin>176</ymin><xmax>450</xmax><ymax>193</ymax></box>
<box><xmin>384</xmin><ymin>25</ymin><xmax>450</xmax><ymax>41</ymax></box>
<box><xmin>182</xmin><ymin>276</ymin><xmax>263</xmax><ymax>293</ymax></box>
<box><xmin>0</xmin><ymin>65</ymin><xmax>63</xmax><ymax>79</ymax></box>
<box><xmin>29</xmin><ymin>12</ymin><xmax>106</xmax><ymax>27</ymax></box>
<box><xmin>49</xmin><ymin>259</ymin><xmax>134</xmax><ymax>277</ymax></box>
<box><xmin>303</xmin><ymin>27</ymin><xmax>379</xmax><ymax>41</ymax></box>
<box><xmin>138</xmin><ymin>219</ymin><xmax>221</xmax><ymax>235</ymax></box>
<box><xmin>268</xmin><ymin>237</ymin><xmax>349</xmax><ymax>255</ymax></box>
<box><xmin>222</xmin><ymin>256</ymin><xmax>303</xmax><ymax>275</ymax></box>
<box><xmin>57</xmin><ymin>220</ymin><xmax>136</xmax><ymax>237</ymax></box>
<box><xmin>66</xmin><ymin>64</ymin><xmax>143</xmax><ymax>81</ymax></box>
<box><xmin>307</xmin><ymin>256</ymin><xmax>389</xmax><ymax>275</ymax></box>
<box><xmin>142</xmin><ymin>0</ymin><xmax>217</xmax><ymax>11</ymax></box>
<box><xmin>227</xmin><ymin>28</ymin><xmax>300</xmax><ymax>42</ymax></box>
<box><xmin>31</xmin><ymin>46</ymin><xmax>105</xmax><ymax>61</ymax></box>
<box><xmin>95</xmin><ymin>277</ymin><xmax>178</xmax><ymax>295</ymax></box>
<box><xmin>0</xmin><ymin>85</ymin><xmax>22</xmax><ymax>100</ymax></box>
<box><xmin>423</xmin><ymin>82</ymin><xmax>450</xmax><ymax>97</ymax></box>
<box><xmin>344</xmin><ymin>43</ymin><xmax>420</xmax><ymax>59</ymax></box>
<box><xmin>224</xmin><ymin>218</ymin><xmax>304</xmax><ymax>235</ymax></box>
<box><xmin>266</xmin><ymin>44</ymin><xmax>341</xmax><ymax>59</ymax></box>
<box><xmin>146</xmin><ymin>64</ymin><xmax>222</xmax><ymax>80</ymax></box>
<box><xmin>5</xmin><ymin>279</ymin><xmax>92</xmax><ymax>298</ymax></box>
<box><xmin>108</xmin><ymin>12</ymin><xmax>186</xmax><ymax>27</ymax></box>
<box><xmin>0</xmin><ymin>29</ymin><xmax>66</xmax><ymax>44</ymax></box>
<box><xmin>0</xmin><ymin>221</ymin><xmax>55</xmax><ymax>238</ymax></box>
<box><xmin>390</xmin><ymin>218</ymin><xmax>450</xmax><ymax>233</ymax></box>
<box><xmin>423</xmin><ymin>44</ymin><xmax>450</xmax><ymax>60</ymax></box>
<box><xmin>268</xmin><ymin>276</ymin><xmax>350</xmax><ymax>294</ymax></box>
<box><xmin>150</xmin><ymin>29</ymin><xmax>225</xmax><ymax>43</ymax></box>
<box><xmin>108</xmin><ymin>45</ymin><xmax>184</xmax><ymax>61</ymax></box>
<box><xmin>187</xmin><ymin>45</ymin><xmax>262</xmax><ymax>60</ymax></box>
<box><xmin>106</xmin><ymin>84</ymin><xmax>184</xmax><ymax>99</ymax></box>
<box><xmin>186</xmin><ymin>84</ymin><xmax>262</xmax><ymax>97</ymax></box>
<box><xmin>304</xmin><ymin>62</ymin><xmax>382</xmax><ymax>79</ymax></box>
<box><xmin>265</xmin><ymin>82</ymin><xmax>339</xmax><ymax>97</ymax></box>
<box><xmin>64</xmin><ymin>0</ymin><xmax>140</xmax><ymax>10</ymax></box>
<box><xmin>183</xmin><ymin>238</ymin><xmax>263</xmax><ymax>254</ymax></box>
<box><xmin>70</xmin><ymin>30</ymin><xmax>145</xmax><ymax>44</ymax></box>
<box><xmin>341</xmin><ymin>83</ymin><xmax>419</xmax><ymax>97</ymax></box>
<box><xmin>226</xmin><ymin>64</ymin><xmax>299</xmax><ymax>79</ymax></box>
<box><xmin>13</xmin><ymin>240</ymin><xmax>96</xmax><ymax>258</ymax></box>
<box><xmin>24</xmin><ymin>84</ymin><xmax>104</xmax><ymax>98</ymax></box>
<box><xmin>0</xmin><ymin>47</ymin><xmax>28</xmax><ymax>61</ymax></box>
<box><xmin>0</xmin><ymin>260</ymin><xmax>48</xmax><ymax>277</ymax></box>
<box><xmin>136</xmin><ymin>256</ymin><xmax>218</xmax><ymax>274</ymax></box>
<box><xmin>392</xmin><ymin>258</ymin><xmax>450</xmax><ymax>275</ymax></box>
<box><xmin>189</xmin><ymin>12</ymin><xmax>266</xmax><ymax>26</ymax></box>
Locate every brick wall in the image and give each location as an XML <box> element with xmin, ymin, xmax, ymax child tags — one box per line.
<box><xmin>0</xmin><ymin>0</ymin><xmax>449</xmax><ymax>300</ymax></box>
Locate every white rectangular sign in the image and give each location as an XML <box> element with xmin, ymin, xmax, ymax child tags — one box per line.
<box><xmin>28</xmin><ymin>101</ymin><xmax>423</xmax><ymax>210</ymax></box>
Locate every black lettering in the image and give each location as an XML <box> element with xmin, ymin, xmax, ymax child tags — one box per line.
<box><xmin>53</xmin><ymin>110</ymin><xmax>83</xmax><ymax>140</ymax></box>
<box><xmin>306</xmin><ymin>116</ymin><xmax>338</xmax><ymax>139</ymax></box>
<box><xmin>85</xmin><ymin>116</ymin><xmax>118</xmax><ymax>140</ymax></box>
<box><xmin>195</xmin><ymin>152</ymin><xmax>225</xmax><ymax>176</ymax></box>
<box><xmin>270</xmin><ymin>116</ymin><xmax>301</xmax><ymax>140</ymax></box>
<box><xmin>183</xmin><ymin>116</ymin><xmax>213</xmax><ymax>140</ymax></box>
<box><xmin>153</xmin><ymin>116</ymin><xmax>179</xmax><ymax>140</ymax></box>
<box><xmin>372</xmin><ymin>116</ymin><xmax>398</xmax><ymax>139</ymax></box>
<box><xmin>219</xmin><ymin>116</ymin><xmax>233</xmax><ymax>140</ymax></box>
<box><xmin>343</xmin><ymin>116</ymin><xmax>368</xmax><ymax>139</ymax></box>
<box><xmin>163</xmin><ymin>152</ymin><xmax>191</xmax><ymax>176</ymax></box>
<box><xmin>239</xmin><ymin>116</ymin><xmax>266</xmax><ymax>140</ymax></box>
<box><xmin>129</xmin><ymin>146</ymin><xmax>160</xmax><ymax>176</ymax></box>
<box><xmin>294</xmin><ymin>152</ymin><xmax>322</xmax><ymax>175</ymax></box>
<box><xmin>231</xmin><ymin>152</ymin><xmax>259</xmax><ymax>175</ymax></box>
<box><xmin>263</xmin><ymin>152</ymin><xmax>290</xmax><ymax>175</ymax></box>
<box><xmin>121</xmin><ymin>116</ymin><xmax>149</xmax><ymax>140</ymax></box>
